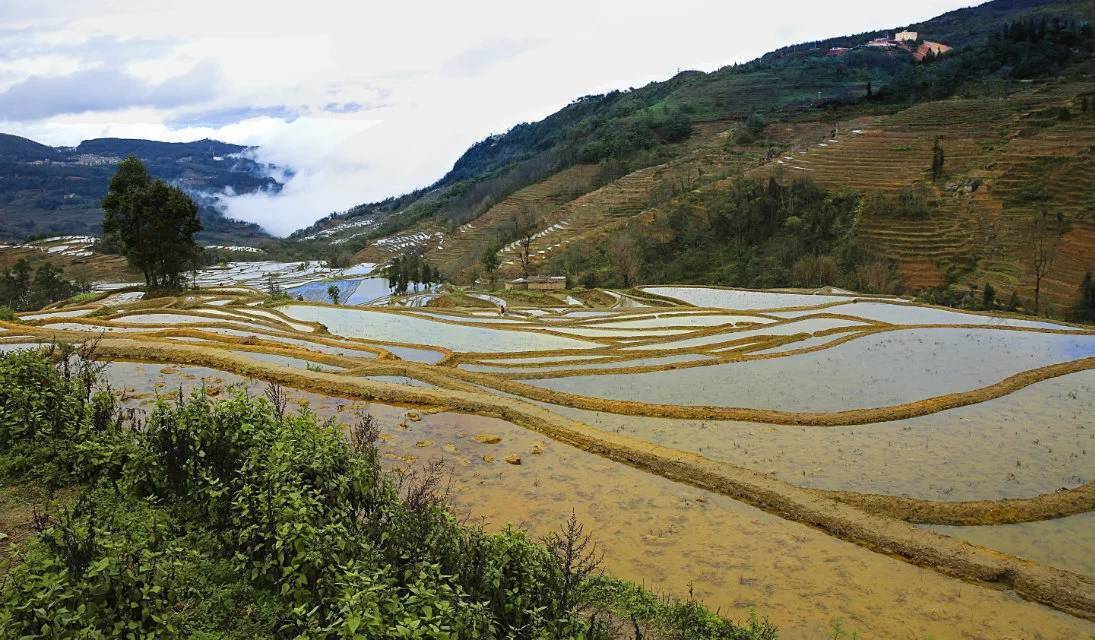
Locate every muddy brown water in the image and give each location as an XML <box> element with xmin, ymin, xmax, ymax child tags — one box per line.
<box><xmin>100</xmin><ymin>361</ymin><xmax>1095</xmax><ymax>640</ymax></box>
<box><xmin>532</xmin><ymin>369</ymin><xmax>1095</xmax><ymax>503</ymax></box>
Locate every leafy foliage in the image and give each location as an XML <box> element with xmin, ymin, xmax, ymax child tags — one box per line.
<box><xmin>386</xmin><ymin>253</ymin><xmax>439</xmax><ymax>295</ymax></box>
<box><xmin>551</xmin><ymin>177</ymin><xmax>903</xmax><ymax>293</ymax></box>
<box><xmin>0</xmin><ymin>259</ymin><xmax>86</xmax><ymax>311</ymax></box>
<box><xmin>878</xmin><ymin>16</ymin><xmax>1094</xmax><ymax>102</ymax></box>
<box><xmin>1075</xmin><ymin>271</ymin><xmax>1095</xmax><ymax>323</ymax></box>
<box><xmin>0</xmin><ymin>135</ymin><xmax>276</xmax><ymax>245</ymax></box>
<box><xmin>0</xmin><ymin>350</ymin><xmax>775</xmax><ymax>638</ymax></box>
<box><xmin>101</xmin><ymin>156</ymin><xmax>203</xmax><ymax>289</ymax></box>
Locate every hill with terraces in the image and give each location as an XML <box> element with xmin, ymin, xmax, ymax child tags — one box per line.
<box><xmin>750</xmin><ymin>83</ymin><xmax>1095</xmax><ymax>311</ymax></box>
<box><xmin>0</xmin><ymin>134</ymin><xmax>280</xmax><ymax>245</ymax></box>
<box><xmin>297</xmin><ymin>0</ymin><xmax>1094</xmax><ymax>316</ymax></box>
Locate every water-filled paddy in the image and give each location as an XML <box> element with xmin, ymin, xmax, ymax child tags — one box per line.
<box><xmin>21</xmin><ymin>308</ymin><xmax>94</xmax><ymax>320</ymax></box>
<box><xmin>528</xmin><ymin>328</ymin><xmax>1095</xmax><ymax>410</ymax></box>
<box><xmin>533</xmin><ymin>367</ymin><xmax>1095</xmax><ymax>501</ymax></box>
<box><xmin>19</xmin><ymin>276</ymin><xmax>1095</xmax><ymax>635</ymax></box>
<box><xmin>620</xmin><ymin>316</ymin><xmax>868</xmax><ymax>351</ymax></box>
<box><xmin>227</xmin><ymin>349</ymin><xmax>343</xmax><ymax>372</ymax></box>
<box><xmin>643</xmin><ymin>286</ymin><xmax>855</xmax><ymax>309</ymax></box>
<box><xmin>280</xmin><ymin>305</ymin><xmax>599</xmax><ymax>353</ymax></box>
<box><xmin>90</xmin><ymin>360</ymin><xmax>1095</xmax><ymax>640</ymax></box>
<box><xmin>927</xmin><ymin>512</ymin><xmax>1095</xmax><ymax>578</ymax></box>
<box><xmin>461</xmin><ymin>353</ymin><xmax>712</xmax><ymax>374</ymax></box>
<box><xmin>769</xmin><ymin>301</ymin><xmax>1073</xmax><ymax>329</ymax></box>
<box><xmin>585</xmin><ymin>314</ymin><xmax>771</xmax><ymax>329</ymax></box>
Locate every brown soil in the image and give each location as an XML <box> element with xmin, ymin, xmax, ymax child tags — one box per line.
<box><xmin>65</xmin><ymin>338</ymin><xmax>1095</xmax><ymax>621</ymax></box>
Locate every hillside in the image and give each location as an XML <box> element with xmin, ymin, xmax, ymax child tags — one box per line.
<box><xmin>294</xmin><ymin>0</ymin><xmax>1094</xmax><ymax>316</ymax></box>
<box><xmin>0</xmin><ymin>134</ymin><xmax>282</xmax><ymax>245</ymax></box>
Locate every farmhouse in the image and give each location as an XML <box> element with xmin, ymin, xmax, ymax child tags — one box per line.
<box><xmin>505</xmin><ymin>275</ymin><xmax>567</xmax><ymax>291</ymax></box>
<box><xmin>915</xmin><ymin>41</ymin><xmax>953</xmax><ymax>61</ymax></box>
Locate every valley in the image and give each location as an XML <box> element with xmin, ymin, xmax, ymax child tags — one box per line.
<box><xmin>3</xmin><ymin>264</ymin><xmax>1095</xmax><ymax>637</ymax></box>
<box><xmin>3</xmin><ymin>0</ymin><xmax>1095</xmax><ymax>636</ymax></box>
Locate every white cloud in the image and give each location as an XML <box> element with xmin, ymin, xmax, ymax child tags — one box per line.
<box><xmin>0</xmin><ymin>0</ymin><xmax>975</xmax><ymax>236</ymax></box>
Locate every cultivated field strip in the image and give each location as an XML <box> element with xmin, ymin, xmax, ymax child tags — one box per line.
<box><xmin>3</xmin><ymin>281</ymin><xmax>1095</xmax><ymax>620</ymax></box>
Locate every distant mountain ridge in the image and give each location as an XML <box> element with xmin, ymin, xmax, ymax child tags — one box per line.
<box><xmin>0</xmin><ymin>133</ymin><xmax>282</xmax><ymax>244</ymax></box>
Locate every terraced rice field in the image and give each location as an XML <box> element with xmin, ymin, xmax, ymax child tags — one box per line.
<box><xmin>751</xmin><ymin>83</ymin><xmax>1095</xmax><ymax>307</ymax></box>
<box><xmin>3</xmin><ymin>276</ymin><xmax>1095</xmax><ymax>639</ymax></box>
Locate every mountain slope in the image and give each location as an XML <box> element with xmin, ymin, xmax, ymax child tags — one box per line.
<box><xmin>300</xmin><ymin>0</ymin><xmax>1094</xmax><ymax>315</ymax></box>
<box><xmin>0</xmin><ymin>135</ymin><xmax>282</xmax><ymax>245</ymax></box>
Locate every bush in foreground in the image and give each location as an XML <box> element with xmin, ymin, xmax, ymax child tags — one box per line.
<box><xmin>0</xmin><ymin>348</ymin><xmax>777</xmax><ymax>639</ymax></box>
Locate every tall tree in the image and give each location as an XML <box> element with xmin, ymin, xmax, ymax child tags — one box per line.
<box><xmin>930</xmin><ymin>138</ymin><xmax>945</xmax><ymax>181</ymax></box>
<box><xmin>101</xmin><ymin>156</ymin><xmax>202</xmax><ymax>289</ymax></box>
<box><xmin>1030</xmin><ymin>210</ymin><xmax>1061</xmax><ymax>315</ymax></box>
<box><xmin>481</xmin><ymin>246</ymin><xmax>500</xmax><ymax>290</ymax></box>
<box><xmin>606</xmin><ymin>232</ymin><xmax>641</xmax><ymax>287</ymax></box>
<box><xmin>513</xmin><ymin>210</ymin><xmax>536</xmax><ymax>277</ymax></box>
<box><xmin>1077</xmin><ymin>272</ymin><xmax>1095</xmax><ymax>322</ymax></box>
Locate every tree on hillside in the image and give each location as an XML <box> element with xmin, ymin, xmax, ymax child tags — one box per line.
<box><xmin>0</xmin><ymin>260</ymin><xmax>32</xmax><ymax>310</ymax></box>
<box><xmin>930</xmin><ymin>138</ymin><xmax>945</xmax><ymax>181</ymax></box>
<box><xmin>1076</xmin><ymin>272</ymin><xmax>1095</xmax><ymax>323</ymax></box>
<box><xmin>735</xmin><ymin>113</ymin><xmax>766</xmax><ymax>144</ymax></box>
<box><xmin>982</xmin><ymin>283</ymin><xmax>996</xmax><ymax>310</ymax></box>
<box><xmin>327</xmin><ymin>285</ymin><xmax>341</xmax><ymax>305</ymax></box>
<box><xmin>481</xmin><ymin>246</ymin><xmax>500</xmax><ymax>289</ymax></box>
<box><xmin>101</xmin><ymin>156</ymin><xmax>202</xmax><ymax>289</ymax></box>
<box><xmin>606</xmin><ymin>232</ymin><xmax>641</xmax><ymax>287</ymax></box>
<box><xmin>0</xmin><ymin>259</ymin><xmax>84</xmax><ymax>311</ymax></box>
<box><xmin>512</xmin><ymin>210</ymin><xmax>537</xmax><ymax>277</ymax></box>
<box><xmin>1030</xmin><ymin>210</ymin><xmax>1062</xmax><ymax>315</ymax></box>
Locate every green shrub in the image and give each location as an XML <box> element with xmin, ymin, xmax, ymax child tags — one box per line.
<box><xmin>66</xmin><ymin>292</ymin><xmax>101</xmax><ymax>305</ymax></box>
<box><xmin>0</xmin><ymin>351</ymin><xmax>775</xmax><ymax>638</ymax></box>
<box><xmin>0</xmin><ymin>305</ymin><xmax>15</xmax><ymax>321</ymax></box>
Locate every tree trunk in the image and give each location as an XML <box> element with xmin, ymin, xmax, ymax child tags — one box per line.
<box><xmin>1034</xmin><ymin>276</ymin><xmax>1041</xmax><ymax>315</ymax></box>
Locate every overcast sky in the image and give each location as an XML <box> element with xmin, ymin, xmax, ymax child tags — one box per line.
<box><xmin>1</xmin><ymin>0</ymin><xmax>974</xmax><ymax>235</ymax></box>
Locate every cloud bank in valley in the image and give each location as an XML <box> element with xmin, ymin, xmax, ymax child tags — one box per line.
<box><xmin>0</xmin><ymin>0</ymin><xmax>972</xmax><ymax>236</ymax></box>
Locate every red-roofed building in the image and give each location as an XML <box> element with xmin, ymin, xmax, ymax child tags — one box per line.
<box><xmin>914</xmin><ymin>41</ymin><xmax>953</xmax><ymax>61</ymax></box>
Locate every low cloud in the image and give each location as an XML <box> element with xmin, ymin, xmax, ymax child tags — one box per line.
<box><xmin>0</xmin><ymin>62</ymin><xmax>220</xmax><ymax>121</ymax></box>
<box><xmin>167</xmin><ymin>104</ymin><xmax>301</xmax><ymax>129</ymax></box>
<box><xmin>441</xmin><ymin>37</ymin><xmax>540</xmax><ymax>77</ymax></box>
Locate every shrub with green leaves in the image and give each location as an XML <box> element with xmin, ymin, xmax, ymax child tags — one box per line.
<box><xmin>0</xmin><ymin>349</ymin><xmax>777</xmax><ymax>639</ymax></box>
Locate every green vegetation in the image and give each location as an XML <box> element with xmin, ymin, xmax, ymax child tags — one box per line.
<box><xmin>734</xmin><ymin>113</ymin><xmax>767</xmax><ymax>145</ymax></box>
<box><xmin>386</xmin><ymin>253</ymin><xmax>439</xmax><ymax>295</ymax></box>
<box><xmin>550</xmin><ymin>178</ymin><xmax>903</xmax><ymax>294</ymax></box>
<box><xmin>302</xmin><ymin>1</ymin><xmax>1093</xmax><ymax>254</ymax></box>
<box><xmin>0</xmin><ymin>258</ymin><xmax>86</xmax><ymax>311</ymax></box>
<box><xmin>878</xmin><ymin>17</ymin><xmax>1094</xmax><ymax>103</ymax></box>
<box><xmin>859</xmin><ymin>188</ymin><xmax>931</xmax><ymax>220</ymax></box>
<box><xmin>930</xmin><ymin>138</ymin><xmax>945</xmax><ymax>182</ymax></box>
<box><xmin>0</xmin><ymin>347</ymin><xmax>775</xmax><ymax>638</ymax></box>
<box><xmin>102</xmin><ymin>156</ymin><xmax>203</xmax><ymax>290</ymax></box>
<box><xmin>480</xmin><ymin>246</ymin><xmax>501</xmax><ymax>289</ymax></box>
<box><xmin>0</xmin><ymin>135</ymin><xmax>275</xmax><ymax>245</ymax></box>
<box><xmin>1076</xmin><ymin>272</ymin><xmax>1095</xmax><ymax>323</ymax></box>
